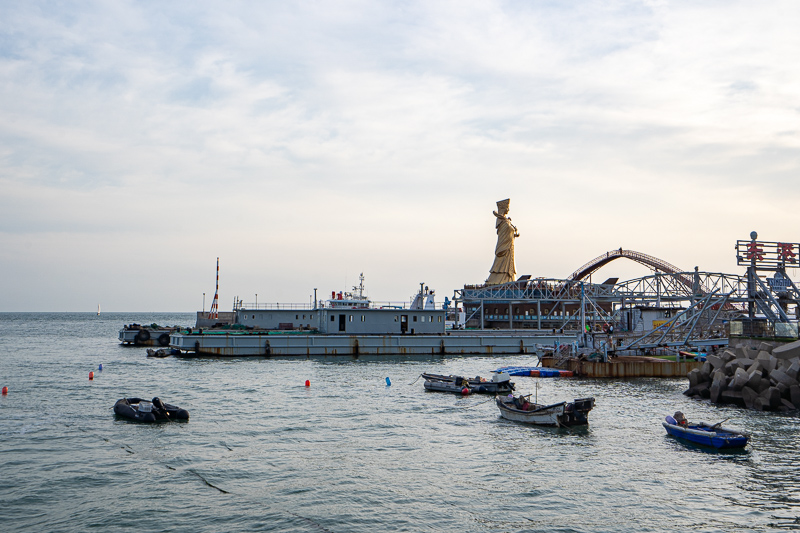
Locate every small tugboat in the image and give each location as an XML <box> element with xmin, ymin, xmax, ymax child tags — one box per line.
<box><xmin>113</xmin><ymin>397</ymin><xmax>189</xmax><ymax>423</ymax></box>
<box><xmin>496</xmin><ymin>394</ymin><xmax>595</xmax><ymax>427</ymax></box>
<box><xmin>422</xmin><ymin>372</ymin><xmax>515</xmax><ymax>394</ymax></box>
<box><xmin>662</xmin><ymin>413</ymin><xmax>748</xmax><ymax>449</ymax></box>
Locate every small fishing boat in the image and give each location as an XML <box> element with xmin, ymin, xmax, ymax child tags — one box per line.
<box><xmin>662</xmin><ymin>415</ymin><xmax>748</xmax><ymax>449</ymax></box>
<box><xmin>422</xmin><ymin>372</ymin><xmax>515</xmax><ymax>394</ymax></box>
<box><xmin>114</xmin><ymin>397</ymin><xmax>189</xmax><ymax>423</ymax></box>
<box><xmin>496</xmin><ymin>394</ymin><xmax>595</xmax><ymax>426</ymax></box>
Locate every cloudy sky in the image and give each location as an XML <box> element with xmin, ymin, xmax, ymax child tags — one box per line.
<box><xmin>1</xmin><ymin>0</ymin><xmax>799</xmax><ymax>312</ymax></box>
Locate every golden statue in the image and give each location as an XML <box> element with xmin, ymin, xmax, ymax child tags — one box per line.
<box><xmin>486</xmin><ymin>198</ymin><xmax>519</xmax><ymax>285</ymax></box>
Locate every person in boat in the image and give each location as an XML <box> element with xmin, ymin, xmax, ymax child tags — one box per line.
<box><xmin>513</xmin><ymin>395</ymin><xmax>531</xmax><ymax>411</ymax></box>
<box><xmin>673</xmin><ymin>411</ymin><xmax>688</xmax><ymax>426</ymax></box>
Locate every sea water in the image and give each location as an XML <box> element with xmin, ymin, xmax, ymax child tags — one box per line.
<box><xmin>1</xmin><ymin>312</ymin><xmax>800</xmax><ymax>532</ymax></box>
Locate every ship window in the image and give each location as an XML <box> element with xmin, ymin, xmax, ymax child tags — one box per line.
<box><xmin>303</xmin><ymin>314</ymin><xmax>306</xmax><ymax>319</ymax></box>
<box><xmin>394</xmin><ymin>316</ymin><xmax>398</xmax><ymax>322</ymax></box>
<box><xmin>331</xmin><ymin>315</ymin><xmax>335</xmax><ymax>322</ymax></box>
<box><xmin>296</xmin><ymin>315</ymin><xmax>299</xmax><ymax>320</ymax></box>
<box><xmin>361</xmin><ymin>316</ymin><xmax>365</xmax><ymax>322</ymax></box>
<box><xmin>413</xmin><ymin>316</ymin><xmax>418</xmax><ymax>322</ymax></box>
<box><xmin>252</xmin><ymin>315</ymin><xmax>255</xmax><ymax>319</ymax></box>
<box><xmin>349</xmin><ymin>315</ymin><xmax>353</xmax><ymax>322</ymax></box>
<box><xmin>438</xmin><ymin>316</ymin><xmax>442</xmax><ymax>322</ymax></box>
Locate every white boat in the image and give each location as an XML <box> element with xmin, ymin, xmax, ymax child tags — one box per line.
<box><xmin>496</xmin><ymin>394</ymin><xmax>595</xmax><ymax>427</ymax></box>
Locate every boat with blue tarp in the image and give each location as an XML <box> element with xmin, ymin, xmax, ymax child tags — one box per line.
<box><xmin>495</xmin><ymin>366</ymin><xmax>573</xmax><ymax>377</ymax></box>
<box><xmin>662</xmin><ymin>414</ymin><xmax>749</xmax><ymax>449</ymax></box>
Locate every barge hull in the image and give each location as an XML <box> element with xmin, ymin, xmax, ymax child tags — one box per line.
<box><xmin>170</xmin><ymin>332</ymin><xmax>577</xmax><ymax>357</ymax></box>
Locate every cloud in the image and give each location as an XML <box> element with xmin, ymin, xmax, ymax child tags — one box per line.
<box><xmin>0</xmin><ymin>0</ymin><xmax>799</xmax><ymax>310</ymax></box>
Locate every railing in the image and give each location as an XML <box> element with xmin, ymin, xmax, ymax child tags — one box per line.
<box><xmin>730</xmin><ymin>319</ymin><xmax>799</xmax><ymax>339</ymax></box>
<box><xmin>236</xmin><ymin>300</ymin><xmax>426</xmax><ymax>311</ymax></box>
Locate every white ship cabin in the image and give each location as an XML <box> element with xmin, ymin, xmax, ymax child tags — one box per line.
<box><xmin>234</xmin><ymin>282</ymin><xmax>444</xmax><ymax>335</ymax></box>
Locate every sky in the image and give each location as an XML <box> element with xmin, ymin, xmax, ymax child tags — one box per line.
<box><xmin>1</xmin><ymin>0</ymin><xmax>799</xmax><ymax>312</ymax></box>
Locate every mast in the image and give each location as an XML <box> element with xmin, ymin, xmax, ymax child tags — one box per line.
<box><xmin>209</xmin><ymin>257</ymin><xmax>219</xmax><ymax>319</ymax></box>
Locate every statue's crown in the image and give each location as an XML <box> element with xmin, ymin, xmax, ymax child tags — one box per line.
<box><xmin>496</xmin><ymin>199</ymin><xmax>510</xmax><ymax>211</ymax></box>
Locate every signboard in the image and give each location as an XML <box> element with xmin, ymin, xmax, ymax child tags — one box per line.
<box><xmin>768</xmin><ymin>276</ymin><xmax>790</xmax><ymax>292</ymax></box>
<box><xmin>736</xmin><ymin>240</ymin><xmax>799</xmax><ymax>268</ymax></box>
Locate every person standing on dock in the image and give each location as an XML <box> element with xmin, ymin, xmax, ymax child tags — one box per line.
<box><xmin>486</xmin><ymin>198</ymin><xmax>519</xmax><ymax>285</ymax></box>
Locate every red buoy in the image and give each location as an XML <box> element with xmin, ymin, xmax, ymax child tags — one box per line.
<box><xmin>89</xmin><ymin>371</ymin><xmax>94</xmax><ymax>380</ymax></box>
<box><xmin>305</xmin><ymin>380</ymin><xmax>310</xmax><ymax>387</ymax></box>
<box><xmin>2</xmin><ymin>386</ymin><xmax>7</xmax><ymax>395</ymax></box>
<box><xmin>461</xmin><ymin>387</ymin><xmax>470</xmax><ymax>395</ymax></box>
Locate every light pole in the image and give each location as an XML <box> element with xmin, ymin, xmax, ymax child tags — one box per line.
<box><xmin>255</xmin><ymin>294</ymin><xmax>258</xmax><ymax>308</ymax></box>
<box><xmin>203</xmin><ymin>293</ymin><xmax>205</xmax><ymax>313</ymax></box>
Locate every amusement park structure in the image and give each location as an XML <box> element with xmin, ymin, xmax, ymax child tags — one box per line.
<box><xmin>455</xmin><ymin>235</ymin><xmax>800</xmax><ymax>354</ymax></box>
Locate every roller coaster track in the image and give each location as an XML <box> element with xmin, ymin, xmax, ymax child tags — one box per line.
<box><xmin>569</xmin><ymin>249</ymin><xmax>685</xmax><ymax>281</ymax></box>
<box><xmin>569</xmin><ymin>248</ymin><xmax>738</xmax><ymax>310</ymax></box>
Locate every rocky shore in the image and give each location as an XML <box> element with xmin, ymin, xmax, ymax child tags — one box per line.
<box><xmin>684</xmin><ymin>339</ymin><xmax>800</xmax><ymax>411</ymax></box>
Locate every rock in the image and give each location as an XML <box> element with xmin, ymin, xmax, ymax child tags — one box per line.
<box><xmin>706</xmin><ymin>354</ymin><xmax>724</xmax><ymax>370</ymax></box>
<box><xmin>746</xmin><ymin>369</ymin><xmax>763</xmax><ymax>391</ymax></box>
<box><xmin>694</xmin><ymin>382</ymin><xmax>710</xmax><ymax>398</ymax></box>
<box><xmin>773</xmin><ymin>340</ymin><xmax>800</xmax><ymax>360</ymax></box>
<box><xmin>787</xmin><ymin>361</ymin><xmax>800</xmax><ymax>381</ymax></box>
<box><xmin>757</xmin><ymin>352</ymin><xmax>778</xmax><ymax>373</ymax></box>
<box><xmin>742</xmin><ymin>386</ymin><xmax>758</xmax><ymax>409</ymax></box>
<box><xmin>724</xmin><ymin>359</ymin><xmax>744</xmax><ymax>374</ymax></box>
<box><xmin>688</xmin><ymin>368</ymin><xmax>701</xmax><ymax>388</ymax></box>
<box><xmin>763</xmin><ymin>386</ymin><xmax>782</xmax><ymax>409</ymax></box>
<box><xmin>754</xmin><ymin>396</ymin><xmax>767</xmax><ymax>411</ymax></box>
<box><xmin>758</xmin><ymin>342</ymin><xmax>774</xmax><ymax>353</ymax></box>
<box><xmin>731</xmin><ymin>367</ymin><xmax>749</xmax><ymax>391</ymax></box>
<box><xmin>734</xmin><ymin>344</ymin><xmax>747</xmax><ymax>358</ymax></box>
<box><xmin>770</xmin><ymin>368</ymin><xmax>797</xmax><ymax>388</ymax></box>
<box><xmin>781</xmin><ymin>399</ymin><xmax>797</xmax><ymax>411</ymax></box>
<box><xmin>710</xmin><ymin>380</ymin><xmax>722</xmax><ymax>403</ymax></box>
<box><xmin>790</xmin><ymin>385</ymin><xmax>800</xmax><ymax>407</ymax></box>
<box><xmin>720</xmin><ymin>390</ymin><xmax>745</xmax><ymax>406</ymax></box>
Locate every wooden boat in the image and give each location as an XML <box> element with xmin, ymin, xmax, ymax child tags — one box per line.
<box><xmin>662</xmin><ymin>416</ymin><xmax>748</xmax><ymax>449</ymax></box>
<box><xmin>496</xmin><ymin>394</ymin><xmax>595</xmax><ymax>426</ymax></box>
<box><xmin>114</xmin><ymin>397</ymin><xmax>189</xmax><ymax>423</ymax></box>
<box><xmin>422</xmin><ymin>372</ymin><xmax>515</xmax><ymax>394</ymax></box>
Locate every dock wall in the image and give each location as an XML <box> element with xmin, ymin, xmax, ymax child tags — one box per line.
<box><xmin>541</xmin><ymin>356</ymin><xmax>701</xmax><ymax>378</ymax></box>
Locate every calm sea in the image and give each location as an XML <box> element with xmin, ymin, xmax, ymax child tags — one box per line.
<box><xmin>2</xmin><ymin>312</ymin><xmax>800</xmax><ymax>532</ymax></box>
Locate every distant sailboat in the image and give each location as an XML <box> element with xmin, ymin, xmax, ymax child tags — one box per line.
<box><xmin>97</xmin><ymin>304</ymin><xmax>101</xmax><ymax>316</ymax></box>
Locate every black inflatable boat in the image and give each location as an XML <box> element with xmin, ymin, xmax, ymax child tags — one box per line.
<box><xmin>113</xmin><ymin>397</ymin><xmax>189</xmax><ymax>422</ymax></box>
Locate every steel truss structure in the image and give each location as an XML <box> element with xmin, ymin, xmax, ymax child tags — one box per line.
<box><xmin>456</xmin><ymin>268</ymin><xmax>800</xmax><ymax>348</ymax></box>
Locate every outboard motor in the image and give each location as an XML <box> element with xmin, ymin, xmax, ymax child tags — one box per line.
<box><xmin>492</xmin><ymin>372</ymin><xmax>511</xmax><ymax>383</ymax></box>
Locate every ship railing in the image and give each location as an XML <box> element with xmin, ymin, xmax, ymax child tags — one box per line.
<box><xmin>237</xmin><ymin>300</ymin><xmax>430</xmax><ymax>311</ymax></box>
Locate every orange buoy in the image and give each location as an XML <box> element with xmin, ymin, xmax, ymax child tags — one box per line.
<box><xmin>305</xmin><ymin>380</ymin><xmax>310</xmax><ymax>387</ymax></box>
<box><xmin>89</xmin><ymin>371</ymin><xmax>94</xmax><ymax>380</ymax></box>
<box><xmin>2</xmin><ymin>386</ymin><xmax>7</xmax><ymax>395</ymax></box>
